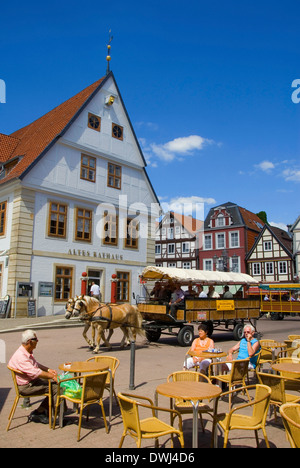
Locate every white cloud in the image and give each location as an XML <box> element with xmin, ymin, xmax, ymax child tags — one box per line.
<box><xmin>151</xmin><ymin>135</ymin><xmax>215</xmax><ymax>162</ymax></box>
<box><xmin>282</xmin><ymin>169</ymin><xmax>300</xmax><ymax>182</ymax></box>
<box><xmin>160</xmin><ymin>195</ymin><xmax>216</xmax><ymax>217</ymax></box>
<box><xmin>255</xmin><ymin>161</ymin><xmax>275</xmax><ymax>172</ymax></box>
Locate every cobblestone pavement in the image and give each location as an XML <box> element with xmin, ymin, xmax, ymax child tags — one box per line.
<box><xmin>0</xmin><ymin>314</ymin><xmax>298</xmax><ymax>449</ymax></box>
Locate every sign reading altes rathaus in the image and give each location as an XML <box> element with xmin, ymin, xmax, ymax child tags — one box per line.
<box><xmin>67</xmin><ymin>249</ymin><xmax>124</xmax><ymax>261</ymax></box>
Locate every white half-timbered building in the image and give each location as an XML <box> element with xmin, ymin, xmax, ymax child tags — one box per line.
<box><xmin>246</xmin><ymin>224</ymin><xmax>294</xmax><ymax>283</ymax></box>
<box><xmin>0</xmin><ymin>72</ymin><xmax>159</xmax><ymax>316</ymax></box>
<box><xmin>155</xmin><ymin>211</ymin><xmax>203</xmax><ymax>270</ymax></box>
<box><xmin>289</xmin><ymin>216</ymin><xmax>300</xmax><ymax>280</ymax></box>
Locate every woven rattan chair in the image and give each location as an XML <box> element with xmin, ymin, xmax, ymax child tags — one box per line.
<box><xmin>257</xmin><ymin>372</ymin><xmax>300</xmax><ymax>421</ymax></box>
<box><xmin>86</xmin><ymin>355</ymin><xmax>120</xmax><ymax>402</ymax></box>
<box><xmin>118</xmin><ymin>392</ymin><xmax>184</xmax><ymax>448</ymax></box>
<box><xmin>7</xmin><ymin>366</ymin><xmax>52</xmax><ymax>431</ymax></box>
<box><xmin>258</xmin><ymin>340</ymin><xmax>276</xmax><ymax>370</ymax></box>
<box><xmin>167</xmin><ymin>371</ymin><xmax>213</xmax><ymax>432</ymax></box>
<box><xmin>208</xmin><ymin>358</ymin><xmax>250</xmax><ymax>408</ymax></box>
<box><xmin>212</xmin><ymin>384</ymin><xmax>271</xmax><ymax>448</ymax></box>
<box><xmin>53</xmin><ymin>371</ymin><xmax>109</xmax><ymax>441</ymax></box>
<box><xmin>279</xmin><ymin>403</ymin><xmax>300</xmax><ymax>448</ymax></box>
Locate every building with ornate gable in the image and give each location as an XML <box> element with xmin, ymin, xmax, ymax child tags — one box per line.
<box><xmin>0</xmin><ymin>72</ymin><xmax>159</xmax><ymax>316</ymax></box>
<box><xmin>198</xmin><ymin>202</ymin><xmax>264</xmax><ymax>274</ymax></box>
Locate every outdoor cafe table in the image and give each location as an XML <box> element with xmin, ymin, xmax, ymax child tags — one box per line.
<box><xmin>260</xmin><ymin>341</ymin><xmax>287</xmax><ymax>361</ymax></box>
<box><xmin>58</xmin><ymin>361</ymin><xmax>112</xmax><ymax>425</ymax></box>
<box><xmin>155</xmin><ymin>381</ymin><xmax>222</xmax><ymax>448</ymax></box>
<box><xmin>184</xmin><ymin>350</ymin><xmax>226</xmax><ymax>375</ymax></box>
<box><xmin>272</xmin><ymin>362</ymin><xmax>300</xmax><ymax>376</ymax></box>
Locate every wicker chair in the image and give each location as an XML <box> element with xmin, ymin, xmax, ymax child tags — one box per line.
<box><xmin>208</xmin><ymin>358</ymin><xmax>250</xmax><ymax>408</ymax></box>
<box><xmin>279</xmin><ymin>403</ymin><xmax>300</xmax><ymax>448</ymax></box>
<box><xmin>212</xmin><ymin>384</ymin><xmax>271</xmax><ymax>448</ymax></box>
<box><xmin>7</xmin><ymin>366</ymin><xmax>52</xmax><ymax>431</ymax></box>
<box><xmin>53</xmin><ymin>371</ymin><xmax>109</xmax><ymax>441</ymax></box>
<box><xmin>118</xmin><ymin>392</ymin><xmax>184</xmax><ymax>448</ymax></box>
<box><xmin>257</xmin><ymin>372</ymin><xmax>300</xmax><ymax>421</ymax></box>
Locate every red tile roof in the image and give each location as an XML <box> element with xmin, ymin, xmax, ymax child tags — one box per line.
<box><xmin>0</xmin><ymin>76</ymin><xmax>106</xmax><ymax>185</ymax></box>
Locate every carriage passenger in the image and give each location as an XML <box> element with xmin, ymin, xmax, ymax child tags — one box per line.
<box><xmin>197</xmin><ymin>285</ymin><xmax>208</xmax><ymax>298</ymax></box>
<box><xmin>169</xmin><ymin>283</ymin><xmax>185</xmax><ymax>318</ymax></box>
<box><xmin>207</xmin><ymin>285</ymin><xmax>220</xmax><ymax>298</ymax></box>
<box><xmin>184</xmin><ymin>324</ymin><xmax>214</xmax><ymax>374</ymax></box>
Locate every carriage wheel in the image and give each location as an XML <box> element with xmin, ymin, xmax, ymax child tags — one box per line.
<box><xmin>145</xmin><ymin>329</ymin><xmax>161</xmax><ymax>342</ymax></box>
<box><xmin>233</xmin><ymin>322</ymin><xmax>244</xmax><ymax>341</ymax></box>
<box><xmin>177</xmin><ymin>326</ymin><xmax>194</xmax><ymax>347</ymax></box>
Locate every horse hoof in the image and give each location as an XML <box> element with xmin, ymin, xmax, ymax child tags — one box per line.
<box><xmin>92</xmin><ymin>349</ymin><xmax>99</xmax><ymax>354</ymax></box>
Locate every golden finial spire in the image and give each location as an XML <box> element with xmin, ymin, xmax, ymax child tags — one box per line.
<box><xmin>106</xmin><ymin>30</ymin><xmax>113</xmax><ymax>75</ymax></box>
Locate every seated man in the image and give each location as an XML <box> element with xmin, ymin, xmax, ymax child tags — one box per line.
<box><xmin>223</xmin><ymin>285</ymin><xmax>233</xmax><ymax>299</ymax></box>
<box><xmin>222</xmin><ymin>324</ymin><xmax>260</xmax><ymax>372</ymax></box>
<box><xmin>8</xmin><ymin>329</ymin><xmax>60</xmax><ymax>424</ymax></box>
<box><xmin>169</xmin><ymin>283</ymin><xmax>185</xmax><ymax>318</ymax></box>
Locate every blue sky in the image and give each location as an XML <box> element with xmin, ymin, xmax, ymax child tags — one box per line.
<box><xmin>0</xmin><ymin>0</ymin><xmax>299</xmax><ymax>229</ymax></box>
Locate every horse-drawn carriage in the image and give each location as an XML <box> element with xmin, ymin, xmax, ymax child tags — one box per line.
<box><xmin>137</xmin><ymin>266</ymin><xmax>260</xmax><ymax>346</ymax></box>
<box><xmin>259</xmin><ymin>283</ymin><xmax>300</xmax><ymax>320</ymax></box>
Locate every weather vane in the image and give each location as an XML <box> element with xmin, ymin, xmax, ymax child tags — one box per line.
<box><xmin>106</xmin><ymin>29</ymin><xmax>113</xmax><ymax>75</ymax></box>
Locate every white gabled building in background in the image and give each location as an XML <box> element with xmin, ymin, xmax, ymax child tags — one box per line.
<box><xmin>289</xmin><ymin>216</ymin><xmax>300</xmax><ymax>281</ymax></box>
<box><xmin>155</xmin><ymin>211</ymin><xmax>203</xmax><ymax>270</ymax></box>
<box><xmin>0</xmin><ymin>72</ymin><xmax>160</xmax><ymax>317</ymax></box>
<box><xmin>246</xmin><ymin>224</ymin><xmax>294</xmax><ymax>283</ymax></box>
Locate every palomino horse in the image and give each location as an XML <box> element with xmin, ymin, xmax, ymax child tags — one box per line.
<box><xmin>65</xmin><ymin>296</ymin><xmax>113</xmax><ymax>350</ymax></box>
<box><xmin>66</xmin><ymin>296</ymin><xmax>144</xmax><ymax>353</ymax></box>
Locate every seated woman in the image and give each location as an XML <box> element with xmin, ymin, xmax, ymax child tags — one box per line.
<box><xmin>184</xmin><ymin>324</ymin><xmax>214</xmax><ymax>374</ymax></box>
<box><xmin>222</xmin><ymin>324</ymin><xmax>260</xmax><ymax>372</ymax></box>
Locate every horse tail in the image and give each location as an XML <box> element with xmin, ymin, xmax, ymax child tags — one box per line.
<box><xmin>131</xmin><ymin>305</ymin><xmax>145</xmax><ymax>337</ymax></box>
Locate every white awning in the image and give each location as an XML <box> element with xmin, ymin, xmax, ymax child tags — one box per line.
<box><xmin>140</xmin><ymin>266</ymin><xmax>259</xmax><ymax>285</ymax></box>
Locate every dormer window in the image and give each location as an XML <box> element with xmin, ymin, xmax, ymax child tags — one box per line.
<box><xmin>216</xmin><ymin>215</ymin><xmax>225</xmax><ymax>227</ymax></box>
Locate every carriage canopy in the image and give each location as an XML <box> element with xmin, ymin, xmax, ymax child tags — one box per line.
<box><xmin>140</xmin><ymin>266</ymin><xmax>259</xmax><ymax>286</ymax></box>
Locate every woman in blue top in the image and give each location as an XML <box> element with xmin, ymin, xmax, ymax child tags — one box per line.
<box><xmin>223</xmin><ymin>324</ymin><xmax>260</xmax><ymax>372</ymax></box>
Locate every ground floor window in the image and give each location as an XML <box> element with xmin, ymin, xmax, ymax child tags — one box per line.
<box><xmin>116</xmin><ymin>271</ymin><xmax>130</xmax><ymax>302</ymax></box>
<box><xmin>55</xmin><ymin>266</ymin><xmax>73</xmax><ymax>301</ymax></box>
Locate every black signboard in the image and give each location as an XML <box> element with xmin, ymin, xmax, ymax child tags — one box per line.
<box><xmin>0</xmin><ymin>295</ymin><xmax>11</xmax><ymax>318</ymax></box>
<box><xmin>27</xmin><ymin>299</ymin><xmax>36</xmax><ymax>317</ymax></box>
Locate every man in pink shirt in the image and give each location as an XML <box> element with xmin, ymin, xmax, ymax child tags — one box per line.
<box><xmin>8</xmin><ymin>329</ymin><xmax>59</xmax><ymax>424</ymax></box>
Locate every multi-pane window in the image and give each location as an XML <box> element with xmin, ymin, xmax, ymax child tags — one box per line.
<box><xmin>182</xmin><ymin>242</ymin><xmax>190</xmax><ymax>253</ymax></box>
<box><xmin>231</xmin><ymin>256</ymin><xmax>239</xmax><ymax>272</ymax></box>
<box><xmin>81</xmin><ymin>155</ymin><xmax>96</xmax><ymax>182</ymax></box>
<box><xmin>230</xmin><ymin>232</ymin><xmax>239</xmax><ymax>248</ymax></box>
<box><xmin>75</xmin><ymin>208</ymin><xmax>92</xmax><ymax>242</ymax></box>
<box><xmin>253</xmin><ymin>263</ymin><xmax>261</xmax><ymax>275</ymax></box>
<box><xmin>216</xmin><ymin>233</ymin><xmax>225</xmax><ymax>249</ymax></box>
<box><xmin>168</xmin><ymin>244</ymin><xmax>175</xmax><ymax>254</ymax></box>
<box><xmin>204</xmin><ymin>259</ymin><xmax>213</xmax><ymax>271</ymax></box>
<box><xmin>125</xmin><ymin>217</ymin><xmax>139</xmax><ymax>249</ymax></box>
<box><xmin>183</xmin><ymin>262</ymin><xmax>191</xmax><ymax>269</ymax></box>
<box><xmin>264</xmin><ymin>241</ymin><xmax>272</xmax><ymax>251</ymax></box>
<box><xmin>204</xmin><ymin>234</ymin><xmax>212</xmax><ymax>250</ymax></box>
<box><xmin>107</xmin><ymin>163</ymin><xmax>121</xmax><ymax>189</ymax></box>
<box><xmin>279</xmin><ymin>261</ymin><xmax>287</xmax><ymax>274</ymax></box>
<box><xmin>55</xmin><ymin>266</ymin><xmax>73</xmax><ymax>301</ymax></box>
<box><xmin>0</xmin><ymin>201</ymin><xmax>7</xmax><ymax>236</ymax></box>
<box><xmin>117</xmin><ymin>271</ymin><xmax>130</xmax><ymax>302</ymax></box>
<box><xmin>155</xmin><ymin>244</ymin><xmax>161</xmax><ymax>255</ymax></box>
<box><xmin>266</xmin><ymin>262</ymin><xmax>274</xmax><ymax>275</ymax></box>
<box><xmin>48</xmin><ymin>202</ymin><xmax>67</xmax><ymax>238</ymax></box>
<box><xmin>103</xmin><ymin>212</ymin><xmax>118</xmax><ymax>245</ymax></box>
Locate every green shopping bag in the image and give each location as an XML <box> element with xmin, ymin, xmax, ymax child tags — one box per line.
<box><xmin>58</xmin><ymin>373</ymin><xmax>82</xmax><ymax>399</ymax></box>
